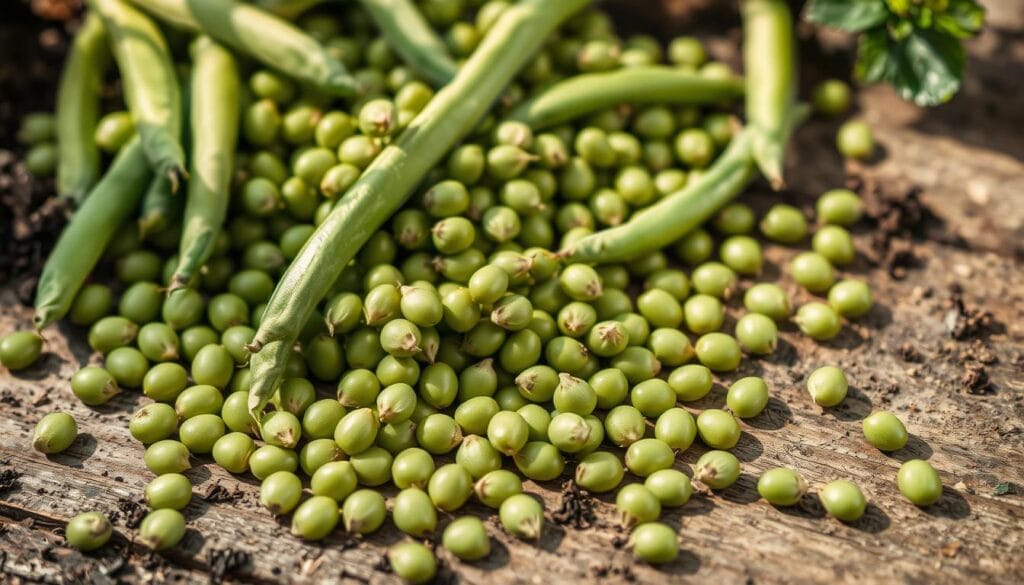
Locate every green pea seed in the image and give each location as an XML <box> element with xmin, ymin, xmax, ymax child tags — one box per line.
<box><xmin>795</xmin><ymin>302</ymin><xmax>843</xmax><ymax>341</ymax></box>
<box><xmin>417</xmin><ymin>413</ymin><xmax>462</xmax><ymax>454</ymax></box>
<box><xmin>65</xmin><ymin>512</ymin><xmax>113</xmax><ymax>551</ymax></box>
<box><xmin>836</xmin><ymin>120</ymin><xmax>874</xmax><ymax>160</ymax></box>
<box><xmin>475</xmin><ymin>469</ymin><xmax>522</xmax><ymax>508</ymax></box>
<box><xmin>604</xmin><ymin>405</ymin><xmax>646</xmax><ymax>447</ymax></box>
<box><xmin>629</xmin><ymin>522</ymin><xmax>678</xmax><ymax>564</ymax></box>
<box><xmin>513</xmin><ymin>441</ymin><xmax>564</xmax><ymax>481</ymax></box>
<box><xmin>696</xmin><ymin>409</ymin><xmax>741</xmax><ymax>449</ymax></box>
<box><xmin>104</xmin><ymin>347</ymin><xmax>148</xmax><ymax>388</ymax></box>
<box><xmin>387</xmin><ymin>541</ymin><xmax>437</xmax><ymax>585</ymax></box>
<box><xmin>260</xmin><ymin>471</ymin><xmax>303</xmax><ymax>515</ymax></box>
<box><xmin>806</xmin><ymin>366</ymin><xmax>848</xmax><ymax>407</ymax></box>
<box><xmin>719</xmin><ymin>235</ymin><xmax>762</xmax><ymax>276</ymax></box>
<box><xmin>250</xmin><ymin>445</ymin><xmax>299</xmax><ymax>480</ymax></box>
<box><xmin>694</xmin><ymin>450</ymin><xmax>740</xmax><ymax>490</ymax></box>
<box><xmin>342</xmin><ymin>489</ymin><xmax>385</xmax><ymax>536</ymax></box>
<box><xmin>72</xmin><ymin>366</ymin><xmax>121</xmax><ymax>405</ymax></box>
<box><xmin>735</xmin><ymin>313</ymin><xmax>779</xmax><ymax>356</ymax></box>
<box><xmin>694</xmin><ymin>333</ymin><xmax>741</xmax><ymax>372</ymax></box>
<box><xmin>139</xmin><ymin>509</ymin><xmax>186</xmax><ymax>550</ymax></box>
<box><xmin>31</xmin><ymin>411</ymin><xmax>77</xmax><ymax>454</ymax></box>
<box><xmin>828</xmin><ymin>279</ymin><xmax>873</xmax><ymax>319</ymax></box>
<box><xmin>630</xmin><ymin>379</ymin><xmax>676</xmax><ymax>418</ymax></box>
<box><xmin>667</xmin><ymin>364</ymin><xmax>713</xmax><ymax>402</ymax></box>
<box><xmin>142</xmin><ymin>362</ymin><xmax>187</xmax><ymax>402</ymax></box>
<box><xmin>684</xmin><ymin>294</ymin><xmax>725</xmax><ymax>334</ymax></box>
<box><xmin>455</xmin><ymin>434</ymin><xmax>502</xmax><ymax>480</ymax></box>
<box><xmin>862</xmin><ymin>411</ymin><xmax>909</xmax><ymax>451</ymax></box>
<box><xmin>481</xmin><ymin>409</ymin><xmax>524</xmax><ymax>452</ymax></box>
<box><xmin>428</xmin><ymin>463</ymin><xmax>474</xmax><ymax>512</ymax></box>
<box><xmin>145</xmin><ymin>473</ymin><xmax>192</xmax><ymax>510</ymax></box>
<box><xmin>897</xmin><ymin>459</ymin><xmax>943</xmax><ymax>506</ymax></box>
<box><xmin>211</xmin><ymin>432</ymin><xmax>255</xmax><ymax>474</ymax></box>
<box><xmin>499</xmin><ymin>493</ymin><xmax>544</xmax><ymax>540</ymax></box>
<box><xmin>819</xmin><ymin>479</ymin><xmax>867</xmax><ymax>522</ymax></box>
<box><xmin>611</xmin><ymin>346</ymin><xmax>662</xmax><ymax>384</ymax></box>
<box><xmin>757</xmin><ymin>467</ymin><xmax>808</xmax><ymax>506</ymax></box>
<box><xmin>291</xmin><ymin>495</ymin><xmax>339</xmax><ymax>541</ymax></box>
<box><xmin>334</xmin><ymin>408</ymin><xmax>379</xmax><ymax>455</ymax></box>
<box><xmin>574</xmin><ymin>450</ymin><xmax>624</xmax><ymax>493</ymax></box>
<box><xmin>654</xmin><ymin>408</ymin><xmax>696</xmax><ymax>451</ymax></box>
<box><xmin>625</xmin><ymin>438</ymin><xmax>675</xmax><ymax>477</ymax></box>
<box><xmin>0</xmin><ymin>331</ymin><xmax>43</xmax><ymax>370</ymax></box>
<box><xmin>760</xmin><ymin>204</ymin><xmax>808</xmax><ymax>244</ymax></box>
<box><xmin>69</xmin><ymin>284</ymin><xmax>113</xmax><ymax>326</ymax></box>
<box><xmin>816</xmin><ymin>188</ymin><xmax>862</xmax><ymax>226</ymax></box>
<box><xmin>743</xmin><ymin>283</ymin><xmax>791</xmax><ymax>322</ymax></box>
<box><xmin>443</xmin><ymin>516</ymin><xmax>491</xmax><ymax>561</ymax></box>
<box><xmin>726</xmin><ymin>376</ymin><xmax>769</xmax><ymax>418</ymax></box>
<box><xmin>300</xmin><ymin>438</ymin><xmax>344</xmax><ymax>476</ymax></box>
<box><xmin>790</xmin><ymin>252</ymin><xmax>835</xmax><ymax>293</ymax></box>
<box><xmin>87</xmin><ymin>316</ymin><xmax>137</xmax><ymax>354</ymax></box>
<box><xmin>644</xmin><ymin>469</ymin><xmax>692</xmax><ymax>507</ymax></box>
<box><xmin>616</xmin><ymin>483</ymin><xmax>661</xmax><ymax>525</ymax></box>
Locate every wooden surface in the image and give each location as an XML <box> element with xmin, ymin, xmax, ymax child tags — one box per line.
<box><xmin>3</xmin><ymin>3</ymin><xmax>1024</xmax><ymax>584</ymax></box>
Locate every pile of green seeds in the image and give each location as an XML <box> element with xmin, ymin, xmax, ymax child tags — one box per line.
<box><xmin>6</xmin><ymin>0</ymin><xmax>936</xmax><ymax>579</ymax></box>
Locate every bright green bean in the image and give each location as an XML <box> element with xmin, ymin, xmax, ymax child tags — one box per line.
<box><xmin>742</xmin><ymin>0</ymin><xmax>797</xmax><ymax>190</ymax></box>
<box><xmin>127</xmin><ymin>0</ymin><xmax>358</xmax><ymax>96</ymax></box>
<box><xmin>247</xmin><ymin>0</ymin><xmax>593</xmax><ymax>419</ymax></box>
<box><xmin>90</xmin><ymin>0</ymin><xmax>186</xmax><ymax>187</ymax></box>
<box><xmin>358</xmin><ymin>0</ymin><xmax>458</xmax><ymax>87</ymax></box>
<box><xmin>172</xmin><ymin>36</ymin><xmax>240</xmax><ymax>289</ymax></box>
<box><xmin>35</xmin><ymin>139</ymin><xmax>152</xmax><ymax>328</ymax></box>
<box><xmin>55</xmin><ymin>13</ymin><xmax>109</xmax><ymax>203</ymax></box>
<box><xmin>563</xmin><ymin>130</ymin><xmax>755</xmax><ymax>263</ymax></box>
<box><xmin>509</xmin><ymin>67</ymin><xmax>744</xmax><ymax>129</ymax></box>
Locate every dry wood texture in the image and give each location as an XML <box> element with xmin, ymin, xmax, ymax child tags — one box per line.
<box><xmin>2</xmin><ymin>1</ymin><xmax>1024</xmax><ymax>583</ymax></box>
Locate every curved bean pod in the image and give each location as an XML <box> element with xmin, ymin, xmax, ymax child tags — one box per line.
<box><xmin>171</xmin><ymin>36</ymin><xmax>240</xmax><ymax>290</ymax></box>
<box><xmin>127</xmin><ymin>0</ymin><xmax>359</xmax><ymax>96</ymax></box>
<box><xmin>90</xmin><ymin>0</ymin><xmax>186</xmax><ymax>188</ymax></box>
<box><xmin>56</xmin><ymin>13</ymin><xmax>109</xmax><ymax>203</ymax></box>
<box><xmin>507</xmin><ymin>66</ymin><xmax>745</xmax><ymax>129</ymax></box>
<box><xmin>561</xmin><ymin>131</ymin><xmax>756</xmax><ymax>264</ymax></box>
<box><xmin>742</xmin><ymin>0</ymin><xmax>797</xmax><ymax>190</ymax></box>
<box><xmin>34</xmin><ymin>138</ymin><xmax>153</xmax><ymax>328</ymax></box>
<box><xmin>138</xmin><ymin>174</ymin><xmax>180</xmax><ymax>238</ymax></box>
<box><xmin>358</xmin><ymin>0</ymin><xmax>458</xmax><ymax>87</ymax></box>
<box><xmin>247</xmin><ymin>0</ymin><xmax>594</xmax><ymax>420</ymax></box>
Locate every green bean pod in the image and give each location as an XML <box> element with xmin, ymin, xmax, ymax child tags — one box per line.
<box><xmin>254</xmin><ymin>0</ymin><xmax>326</xmax><ymax>19</ymax></box>
<box><xmin>127</xmin><ymin>0</ymin><xmax>359</xmax><ymax>96</ymax></box>
<box><xmin>248</xmin><ymin>0</ymin><xmax>593</xmax><ymax>420</ymax></box>
<box><xmin>90</xmin><ymin>0</ymin><xmax>186</xmax><ymax>188</ymax></box>
<box><xmin>358</xmin><ymin>0</ymin><xmax>458</xmax><ymax>87</ymax></box>
<box><xmin>55</xmin><ymin>13</ymin><xmax>109</xmax><ymax>203</ymax></box>
<box><xmin>742</xmin><ymin>0</ymin><xmax>797</xmax><ymax>190</ymax></box>
<box><xmin>508</xmin><ymin>66</ymin><xmax>745</xmax><ymax>129</ymax></box>
<box><xmin>139</xmin><ymin>174</ymin><xmax>179</xmax><ymax>238</ymax></box>
<box><xmin>34</xmin><ymin>139</ymin><xmax>153</xmax><ymax>328</ymax></box>
<box><xmin>563</xmin><ymin>130</ymin><xmax>756</xmax><ymax>264</ymax></box>
<box><xmin>171</xmin><ymin>37</ymin><xmax>240</xmax><ymax>290</ymax></box>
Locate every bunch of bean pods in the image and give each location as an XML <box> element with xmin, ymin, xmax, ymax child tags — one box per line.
<box><xmin>7</xmin><ymin>0</ymin><xmax>935</xmax><ymax>579</ymax></box>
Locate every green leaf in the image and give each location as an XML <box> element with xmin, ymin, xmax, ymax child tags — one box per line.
<box><xmin>856</xmin><ymin>28</ymin><xmax>965</xmax><ymax>106</ymax></box>
<box><xmin>994</xmin><ymin>482</ymin><xmax>1017</xmax><ymax>496</ymax></box>
<box><xmin>888</xmin><ymin>29</ymin><xmax>965</xmax><ymax>106</ymax></box>
<box><xmin>808</xmin><ymin>0</ymin><xmax>890</xmax><ymax>32</ymax></box>
<box><xmin>934</xmin><ymin>0</ymin><xmax>985</xmax><ymax>39</ymax></box>
<box><xmin>855</xmin><ymin>29</ymin><xmax>893</xmax><ymax>84</ymax></box>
